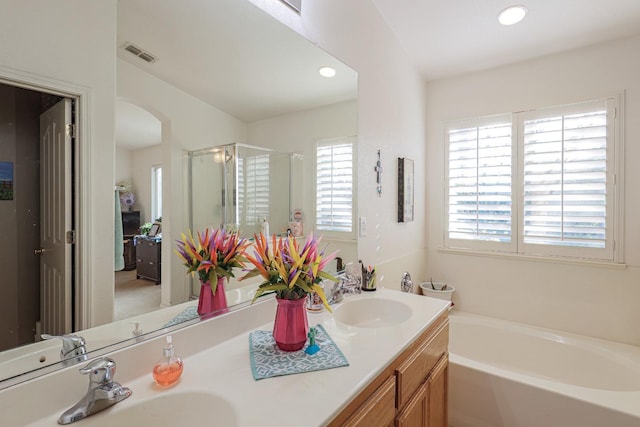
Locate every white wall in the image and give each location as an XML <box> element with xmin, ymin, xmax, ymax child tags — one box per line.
<box><xmin>425</xmin><ymin>35</ymin><xmax>640</xmax><ymax>345</ymax></box>
<box><xmin>0</xmin><ymin>0</ymin><xmax>117</xmax><ymax>327</ymax></box>
<box><xmin>251</xmin><ymin>0</ymin><xmax>428</xmax><ymax>287</ymax></box>
<box><xmin>117</xmin><ymin>58</ymin><xmax>247</xmax><ymax>310</ymax></box>
<box><xmin>115</xmin><ymin>147</ymin><xmax>132</xmax><ymax>188</ymax></box>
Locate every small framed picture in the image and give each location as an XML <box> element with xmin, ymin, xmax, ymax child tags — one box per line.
<box><xmin>398</xmin><ymin>157</ymin><xmax>414</xmax><ymax>223</ymax></box>
<box><xmin>148</xmin><ymin>223</ymin><xmax>161</xmax><ymax>237</ymax></box>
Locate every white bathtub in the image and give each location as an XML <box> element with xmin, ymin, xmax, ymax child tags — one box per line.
<box><xmin>448</xmin><ymin>312</ymin><xmax>640</xmax><ymax>427</ymax></box>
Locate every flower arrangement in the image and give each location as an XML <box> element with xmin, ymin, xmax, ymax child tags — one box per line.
<box><xmin>175</xmin><ymin>227</ymin><xmax>249</xmax><ymax>295</ymax></box>
<box><xmin>241</xmin><ymin>233</ymin><xmax>338</xmax><ymax>311</ymax></box>
<box><xmin>139</xmin><ymin>222</ymin><xmax>153</xmax><ymax>236</ymax></box>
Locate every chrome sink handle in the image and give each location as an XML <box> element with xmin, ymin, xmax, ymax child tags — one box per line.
<box><xmin>328</xmin><ymin>274</ymin><xmax>361</xmax><ymax>305</ymax></box>
<box><xmin>328</xmin><ymin>280</ymin><xmax>344</xmax><ymax>305</ymax></box>
<box><xmin>58</xmin><ymin>357</ymin><xmax>132</xmax><ymax>425</ymax></box>
<box><xmin>80</xmin><ymin>357</ymin><xmax>117</xmax><ymax>386</ymax></box>
<box><xmin>41</xmin><ymin>333</ymin><xmax>87</xmax><ymax>360</ymax></box>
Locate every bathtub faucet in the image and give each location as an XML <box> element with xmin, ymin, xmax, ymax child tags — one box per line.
<box><xmin>400</xmin><ymin>272</ymin><xmax>413</xmax><ymax>293</ymax></box>
<box><xmin>58</xmin><ymin>357</ymin><xmax>132</xmax><ymax>425</ymax></box>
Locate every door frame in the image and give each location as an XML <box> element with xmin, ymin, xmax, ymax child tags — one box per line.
<box><xmin>0</xmin><ymin>65</ymin><xmax>92</xmax><ymax>331</ymax></box>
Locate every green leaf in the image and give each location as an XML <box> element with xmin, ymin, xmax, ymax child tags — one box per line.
<box><xmin>251</xmin><ymin>283</ymin><xmax>288</xmax><ymax>304</ymax></box>
<box><xmin>318</xmin><ymin>270</ymin><xmax>339</xmax><ymax>282</ymax></box>
<box><xmin>295</xmin><ymin>278</ymin><xmax>313</xmax><ymax>294</ymax></box>
<box><xmin>240</xmin><ymin>269</ymin><xmax>261</xmax><ymax>280</ymax></box>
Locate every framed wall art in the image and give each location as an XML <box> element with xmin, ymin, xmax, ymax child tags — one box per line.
<box><xmin>397</xmin><ymin>157</ymin><xmax>414</xmax><ymax>222</ymax></box>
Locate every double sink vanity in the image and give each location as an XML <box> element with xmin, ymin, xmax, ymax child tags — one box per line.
<box><xmin>0</xmin><ymin>288</ymin><xmax>449</xmax><ymax>426</ymax></box>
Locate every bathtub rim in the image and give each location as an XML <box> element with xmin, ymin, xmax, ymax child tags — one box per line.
<box><xmin>448</xmin><ymin>310</ymin><xmax>640</xmax><ymax>420</ymax></box>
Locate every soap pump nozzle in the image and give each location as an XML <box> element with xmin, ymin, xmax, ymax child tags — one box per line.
<box><xmin>163</xmin><ymin>335</ymin><xmax>174</xmax><ymax>358</ymax></box>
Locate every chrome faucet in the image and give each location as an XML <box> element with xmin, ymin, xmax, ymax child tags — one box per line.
<box><xmin>328</xmin><ymin>274</ymin><xmax>361</xmax><ymax>305</ymax></box>
<box><xmin>58</xmin><ymin>357</ymin><xmax>132</xmax><ymax>425</ymax></box>
<box><xmin>41</xmin><ymin>333</ymin><xmax>88</xmax><ymax>365</ymax></box>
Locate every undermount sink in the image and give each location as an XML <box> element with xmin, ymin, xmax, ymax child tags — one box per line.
<box><xmin>82</xmin><ymin>391</ymin><xmax>237</xmax><ymax>426</ymax></box>
<box><xmin>333</xmin><ymin>298</ymin><xmax>412</xmax><ymax>328</ymax></box>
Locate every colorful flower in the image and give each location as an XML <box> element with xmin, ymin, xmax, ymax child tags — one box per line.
<box><xmin>175</xmin><ymin>227</ymin><xmax>249</xmax><ymax>295</ymax></box>
<box><xmin>241</xmin><ymin>233</ymin><xmax>339</xmax><ymax>311</ymax></box>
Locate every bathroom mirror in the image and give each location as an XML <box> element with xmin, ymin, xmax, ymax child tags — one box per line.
<box><xmin>0</xmin><ymin>0</ymin><xmax>357</xmax><ymax>387</ymax></box>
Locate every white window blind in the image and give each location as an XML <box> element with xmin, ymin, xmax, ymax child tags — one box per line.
<box><xmin>238</xmin><ymin>155</ymin><xmax>270</xmax><ymax>227</ymax></box>
<box><xmin>445</xmin><ymin>97</ymin><xmax>619</xmax><ymax>262</ymax></box>
<box><xmin>522</xmin><ymin>102</ymin><xmax>609</xmax><ymax>251</ymax></box>
<box><xmin>447</xmin><ymin>118</ymin><xmax>513</xmax><ymax>244</ymax></box>
<box><xmin>316</xmin><ymin>139</ymin><xmax>353</xmax><ymax>233</ymax></box>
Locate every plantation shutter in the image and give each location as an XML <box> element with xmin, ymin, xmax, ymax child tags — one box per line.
<box><xmin>239</xmin><ymin>154</ymin><xmax>270</xmax><ymax>226</ymax></box>
<box><xmin>521</xmin><ymin>101</ymin><xmax>609</xmax><ymax>250</ymax></box>
<box><xmin>447</xmin><ymin>118</ymin><xmax>513</xmax><ymax>243</ymax></box>
<box><xmin>316</xmin><ymin>139</ymin><xmax>353</xmax><ymax>232</ymax></box>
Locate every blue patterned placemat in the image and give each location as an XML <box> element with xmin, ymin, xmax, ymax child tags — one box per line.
<box><xmin>162</xmin><ymin>306</ymin><xmax>199</xmax><ymax>328</ymax></box>
<box><xmin>249</xmin><ymin>324</ymin><xmax>349</xmax><ymax>380</ymax></box>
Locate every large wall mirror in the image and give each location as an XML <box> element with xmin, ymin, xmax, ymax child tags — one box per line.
<box><xmin>0</xmin><ymin>0</ymin><xmax>357</xmax><ymax>387</ymax></box>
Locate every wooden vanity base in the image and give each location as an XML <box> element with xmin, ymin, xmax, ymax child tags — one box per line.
<box><xmin>329</xmin><ymin>312</ymin><xmax>449</xmax><ymax>427</ymax></box>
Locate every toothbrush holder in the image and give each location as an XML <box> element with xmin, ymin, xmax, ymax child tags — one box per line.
<box><xmin>361</xmin><ymin>270</ymin><xmax>377</xmax><ymax>292</ymax></box>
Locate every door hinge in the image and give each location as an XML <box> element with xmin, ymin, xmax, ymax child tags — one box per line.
<box><xmin>66</xmin><ymin>230</ymin><xmax>76</xmax><ymax>244</ymax></box>
<box><xmin>66</xmin><ymin>124</ymin><xmax>76</xmax><ymax>138</ymax></box>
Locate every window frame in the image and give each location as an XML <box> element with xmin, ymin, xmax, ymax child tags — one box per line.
<box><xmin>237</xmin><ymin>153</ymin><xmax>270</xmax><ymax>230</ymax></box>
<box><xmin>517</xmin><ymin>98</ymin><xmax>617</xmax><ymax>261</ymax></box>
<box><xmin>444</xmin><ymin>114</ymin><xmax>517</xmax><ymax>254</ymax></box>
<box><xmin>444</xmin><ymin>95</ymin><xmax>623</xmax><ymax>263</ymax></box>
<box><xmin>151</xmin><ymin>164</ymin><xmax>162</xmax><ymax>223</ymax></box>
<box><xmin>314</xmin><ymin>136</ymin><xmax>357</xmax><ymax>239</ymax></box>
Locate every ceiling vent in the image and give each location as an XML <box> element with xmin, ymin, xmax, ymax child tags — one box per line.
<box><xmin>122</xmin><ymin>42</ymin><xmax>158</xmax><ymax>64</ymax></box>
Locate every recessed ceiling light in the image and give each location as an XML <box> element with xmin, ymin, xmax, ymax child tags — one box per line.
<box><xmin>318</xmin><ymin>66</ymin><xmax>336</xmax><ymax>78</ymax></box>
<box><xmin>498</xmin><ymin>5</ymin><xmax>527</xmax><ymax>26</ymax></box>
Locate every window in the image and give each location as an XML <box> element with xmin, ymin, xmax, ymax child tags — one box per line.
<box><xmin>316</xmin><ymin>137</ymin><xmax>354</xmax><ymax>233</ymax></box>
<box><xmin>445</xmin><ymin>97</ymin><xmax>620</xmax><ymax>262</ymax></box>
<box><xmin>447</xmin><ymin>115</ymin><xmax>514</xmax><ymax>251</ymax></box>
<box><xmin>151</xmin><ymin>165</ymin><xmax>162</xmax><ymax>222</ymax></box>
<box><xmin>238</xmin><ymin>154</ymin><xmax>270</xmax><ymax>228</ymax></box>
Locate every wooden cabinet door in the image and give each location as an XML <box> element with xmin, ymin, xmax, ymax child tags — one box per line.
<box><xmin>395</xmin><ymin>383</ymin><xmax>427</xmax><ymax>427</ymax></box>
<box><xmin>396</xmin><ymin>322</ymin><xmax>448</xmax><ymax>409</ymax></box>
<box><xmin>344</xmin><ymin>376</ymin><xmax>396</xmax><ymax>427</ymax></box>
<box><xmin>426</xmin><ymin>355</ymin><xmax>448</xmax><ymax>427</ymax></box>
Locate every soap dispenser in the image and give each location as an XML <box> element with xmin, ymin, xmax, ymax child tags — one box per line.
<box><xmin>152</xmin><ymin>335</ymin><xmax>183</xmax><ymax>386</ymax></box>
<box><xmin>261</xmin><ymin>217</ymin><xmax>269</xmax><ymax>237</ymax></box>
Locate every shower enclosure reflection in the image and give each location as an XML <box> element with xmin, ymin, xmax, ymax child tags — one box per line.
<box><xmin>187</xmin><ymin>143</ymin><xmax>303</xmax><ymax>299</ymax></box>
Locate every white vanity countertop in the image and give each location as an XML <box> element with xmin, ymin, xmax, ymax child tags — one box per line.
<box><xmin>1</xmin><ymin>288</ymin><xmax>449</xmax><ymax>426</ymax></box>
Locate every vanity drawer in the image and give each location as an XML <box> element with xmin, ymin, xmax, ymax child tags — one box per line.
<box><xmin>395</xmin><ymin>321</ymin><xmax>448</xmax><ymax>409</ymax></box>
<box><xmin>137</xmin><ymin>239</ymin><xmax>160</xmax><ymax>259</ymax></box>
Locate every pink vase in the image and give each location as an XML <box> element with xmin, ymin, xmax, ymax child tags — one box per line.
<box><xmin>273</xmin><ymin>297</ymin><xmax>309</xmax><ymax>351</ymax></box>
<box><xmin>197</xmin><ymin>277</ymin><xmax>229</xmax><ymax>317</ymax></box>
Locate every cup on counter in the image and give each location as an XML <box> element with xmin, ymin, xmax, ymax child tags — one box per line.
<box><xmin>307</xmin><ymin>281</ymin><xmax>325</xmax><ymax>312</ymax></box>
<box><xmin>361</xmin><ymin>270</ymin><xmax>376</xmax><ymax>291</ymax></box>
